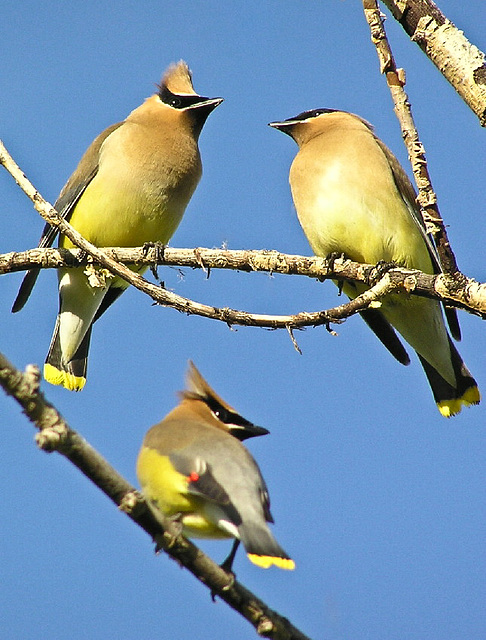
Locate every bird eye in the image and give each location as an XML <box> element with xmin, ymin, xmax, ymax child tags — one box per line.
<box><xmin>170</xmin><ymin>97</ymin><xmax>182</xmax><ymax>108</ymax></box>
<box><xmin>212</xmin><ymin>407</ymin><xmax>230</xmax><ymax>422</ymax></box>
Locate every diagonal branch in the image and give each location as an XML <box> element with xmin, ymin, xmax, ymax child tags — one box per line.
<box><xmin>0</xmin><ymin>351</ymin><xmax>312</xmax><ymax>640</ymax></box>
<box><xmin>363</xmin><ymin>0</ymin><xmax>460</xmax><ymax>276</ymax></box>
<box><xmin>381</xmin><ymin>0</ymin><xmax>486</xmax><ymax>125</ymax></box>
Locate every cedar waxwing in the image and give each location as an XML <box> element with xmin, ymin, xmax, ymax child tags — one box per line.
<box><xmin>12</xmin><ymin>61</ymin><xmax>222</xmax><ymax>392</ymax></box>
<box><xmin>136</xmin><ymin>362</ymin><xmax>295</xmax><ymax>571</ymax></box>
<box><xmin>269</xmin><ymin>109</ymin><xmax>480</xmax><ymax>417</ymax></box>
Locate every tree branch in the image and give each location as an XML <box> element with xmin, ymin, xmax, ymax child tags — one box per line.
<box><xmin>0</xmin><ymin>351</ymin><xmax>312</xmax><ymax>640</ymax></box>
<box><xmin>2</xmin><ymin>138</ymin><xmax>485</xmax><ymax>334</ymax></box>
<box><xmin>381</xmin><ymin>0</ymin><xmax>486</xmax><ymax>125</ymax></box>
<box><xmin>2</xmin><ymin>245</ymin><xmax>486</xmax><ymax>320</ymax></box>
<box><xmin>363</xmin><ymin>0</ymin><xmax>460</xmax><ymax>276</ymax></box>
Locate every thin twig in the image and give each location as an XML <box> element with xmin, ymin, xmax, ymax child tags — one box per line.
<box><xmin>0</xmin><ymin>246</ymin><xmax>333</xmax><ymax>277</ymax></box>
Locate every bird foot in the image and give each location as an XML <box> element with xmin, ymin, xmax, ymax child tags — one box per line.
<box><xmin>210</xmin><ymin>556</ymin><xmax>237</xmax><ymax>602</ymax></box>
<box><xmin>326</xmin><ymin>252</ymin><xmax>346</xmax><ymax>293</ymax></box>
<box><xmin>142</xmin><ymin>241</ymin><xmax>166</xmax><ymax>281</ymax></box>
<box><xmin>366</xmin><ymin>260</ymin><xmax>397</xmax><ymax>286</ymax></box>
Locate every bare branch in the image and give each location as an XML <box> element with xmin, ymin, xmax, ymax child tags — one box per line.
<box><xmin>2</xmin><ymin>245</ymin><xmax>486</xmax><ymax>320</ymax></box>
<box><xmin>3</xmin><ymin>134</ymin><xmax>485</xmax><ymax>335</ymax></box>
<box><xmin>0</xmin><ymin>140</ymin><xmax>365</xmax><ymax>330</ymax></box>
<box><xmin>381</xmin><ymin>0</ymin><xmax>486</xmax><ymax>125</ymax></box>
<box><xmin>0</xmin><ymin>245</ymin><xmax>332</xmax><ymax>278</ymax></box>
<box><xmin>0</xmin><ymin>351</ymin><xmax>312</xmax><ymax>640</ymax></box>
<box><xmin>363</xmin><ymin>0</ymin><xmax>461</xmax><ymax>277</ymax></box>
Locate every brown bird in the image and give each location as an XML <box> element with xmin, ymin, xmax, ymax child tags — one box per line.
<box><xmin>270</xmin><ymin>108</ymin><xmax>479</xmax><ymax>417</ymax></box>
<box><xmin>13</xmin><ymin>61</ymin><xmax>222</xmax><ymax>391</ymax></box>
<box><xmin>137</xmin><ymin>362</ymin><xmax>295</xmax><ymax>571</ymax></box>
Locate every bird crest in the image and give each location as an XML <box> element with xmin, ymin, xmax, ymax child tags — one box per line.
<box><xmin>161</xmin><ymin>60</ymin><xmax>196</xmax><ymax>95</ymax></box>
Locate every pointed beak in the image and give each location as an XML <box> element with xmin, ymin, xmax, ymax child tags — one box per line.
<box><xmin>247</xmin><ymin>424</ymin><xmax>270</xmax><ymax>437</ymax></box>
<box><xmin>187</xmin><ymin>96</ymin><xmax>224</xmax><ymax>135</ymax></box>
<box><xmin>191</xmin><ymin>96</ymin><xmax>224</xmax><ymax>112</ymax></box>
<box><xmin>268</xmin><ymin>120</ymin><xmax>295</xmax><ymax>136</ymax></box>
<box><xmin>230</xmin><ymin>423</ymin><xmax>270</xmax><ymax>441</ymax></box>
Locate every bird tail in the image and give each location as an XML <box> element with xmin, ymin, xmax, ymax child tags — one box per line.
<box><xmin>43</xmin><ymin>317</ymin><xmax>91</xmax><ymax>391</ymax></box>
<box><xmin>11</xmin><ymin>268</ymin><xmax>42</xmax><ymax>313</ymax></box>
<box><xmin>418</xmin><ymin>338</ymin><xmax>480</xmax><ymax>417</ymax></box>
<box><xmin>239</xmin><ymin>524</ymin><xmax>295</xmax><ymax>570</ymax></box>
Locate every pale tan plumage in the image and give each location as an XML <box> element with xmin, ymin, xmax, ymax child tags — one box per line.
<box><xmin>270</xmin><ymin>109</ymin><xmax>479</xmax><ymax>417</ymax></box>
<box><xmin>13</xmin><ymin>61</ymin><xmax>222</xmax><ymax>391</ymax></box>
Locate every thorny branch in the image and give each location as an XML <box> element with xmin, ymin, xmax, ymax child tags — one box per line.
<box><xmin>0</xmin><ymin>352</ymin><xmax>312</xmax><ymax>640</ymax></box>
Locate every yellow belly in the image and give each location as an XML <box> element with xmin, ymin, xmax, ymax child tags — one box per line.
<box><xmin>61</xmin><ymin>172</ymin><xmax>186</xmax><ymax>249</ymax></box>
<box><xmin>136</xmin><ymin>446</ymin><xmax>230</xmax><ymax>540</ymax></box>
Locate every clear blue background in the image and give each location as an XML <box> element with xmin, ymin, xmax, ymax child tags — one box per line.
<box><xmin>1</xmin><ymin>2</ymin><xmax>485</xmax><ymax>639</ymax></box>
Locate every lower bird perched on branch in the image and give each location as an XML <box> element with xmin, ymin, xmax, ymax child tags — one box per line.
<box><xmin>137</xmin><ymin>362</ymin><xmax>295</xmax><ymax>571</ymax></box>
<box><xmin>270</xmin><ymin>108</ymin><xmax>480</xmax><ymax>417</ymax></box>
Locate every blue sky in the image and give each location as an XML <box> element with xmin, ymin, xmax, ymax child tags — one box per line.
<box><xmin>1</xmin><ymin>1</ymin><xmax>485</xmax><ymax>639</ymax></box>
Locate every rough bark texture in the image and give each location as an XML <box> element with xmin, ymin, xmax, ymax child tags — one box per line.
<box><xmin>382</xmin><ymin>0</ymin><xmax>486</xmax><ymax>125</ymax></box>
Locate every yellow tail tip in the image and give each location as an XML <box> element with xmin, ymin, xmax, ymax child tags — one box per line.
<box><xmin>437</xmin><ymin>386</ymin><xmax>480</xmax><ymax>418</ymax></box>
<box><xmin>463</xmin><ymin>386</ymin><xmax>481</xmax><ymax>406</ymax></box>
<box><xmin>44</xmin><ymin>363</ymin><xmax>86</xmax><ymax>391</ymax></box>
<box><xmin>247</xmin><ymin>554</ymin><xmax>295</xmax><ymax>570</ymax></box>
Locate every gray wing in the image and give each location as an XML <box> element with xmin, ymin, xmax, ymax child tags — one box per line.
<box><xmin>374</xmin><ymin>135</ymin><xmax>461</xmax><ymax>341</ymax></box>
<box><xmin>11</xmin><ymin>122</ymin><xmax>123</xmax><ymax>312</ymax></box>
<box><xmin>170</xmin><ymin>450</ymin><xmax>243</xmax><ymax>526</ymax></box>
<box><xmin>169</xmin><ymin>431</ymin><xmax>272</xmax><ymax>525</ymax></box>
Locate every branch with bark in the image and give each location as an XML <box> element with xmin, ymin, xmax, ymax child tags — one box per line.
<box><xmin>0</xmin><ymin>352</ymin><xmax>312</xmax><ymax>640</ymax></box>
<box><xmin>363</xmin><ymin>0</ymin><xmax>460</xmax><ymax>276</ymax></box>
<box><xmin>1</xmin><ymin>137</ymin><xmax>485</xmax><ymax>343</ymax></box>
<box><xmin>381</xmin><ymin>0</ymin><xmax>486</xmax><ymax>126</ymax></box>
<box><xmin>2</xmin><ymin>245</ymin><xmax>486</xmax><ymax>322</ymax></box>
